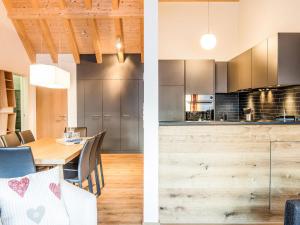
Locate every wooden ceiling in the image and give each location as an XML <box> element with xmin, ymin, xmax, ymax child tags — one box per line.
<box><xmin>3</xmin><ymin>0</ymin><xmax>144</xmax><ymax>64</ymax></box>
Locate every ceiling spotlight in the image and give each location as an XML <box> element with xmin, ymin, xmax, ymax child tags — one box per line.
<box><xmin>116</xmin><ymin>38</ymin><xmax>122</xmax><ymax>50</ymax></box>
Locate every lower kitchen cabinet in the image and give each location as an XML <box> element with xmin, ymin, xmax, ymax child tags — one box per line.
<box><xmin>159</xmin><ymin>85</ymin><xmax>185</xmax><ymax>121</ymax></box>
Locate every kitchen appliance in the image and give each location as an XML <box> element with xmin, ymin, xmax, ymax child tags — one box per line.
<box><xmin>186</xmin><ymin>94</ymin><xmax>214</xmax><ymax>121</ymax></box>
<box><xmin>243</xmin><ymin>108</ymin><xmax>253</xmax><ymax>122</ymax></box>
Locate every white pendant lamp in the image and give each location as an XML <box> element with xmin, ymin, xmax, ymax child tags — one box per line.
<box><xmin>200</xmin><ymin>0</ymin><xmax>217</xmax><ymax>50</ymax></box>
<box><xmin>30</xmin><ymin>64</ymin><xmax>70</xmax><ymax>89</ymax></box>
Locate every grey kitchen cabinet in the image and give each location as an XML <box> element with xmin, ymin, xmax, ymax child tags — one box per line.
<box><xmin>267</xmin><ymin>34</ymin><xmax>278</xmax><ymax>86</ymax></box>
<box><xmin>159</xmin><ymin>86</ymin><xmax>185</xmax><ymax>121</ymax></box>
<box><xmin>138</xmin><ymin>80</ymin><xmax>144</xmax><ymax>151</ymax></box>
<box><xmin>102</xmin><ymin>80</ymin><xmax>121</xmax><ymax>152</ymax></box>
<box><xmin>215</xmin><ymin>62</ymin><xmax>228</xmax><ymax>93</ymax></box>
<box><xmin>228</xmin><ymin>49</ymin><xmax>252</xmax><ymax>92</ymax></box>
<box><xmin>252</xmin><ymin>40</ymin><xmax>268</xmax><ymax>89</ymax></box>
<box><xmin>185</xmin><ymin>60</ymin><xmax>215</xmax><ymax>95</ymax></box>
<box><xmin>84</xmin><ymin>80</ymin><xmax>102</xmax><ymax>137</ymax></box>
<box><xmin>228</xmin><ymin>58</ymin><xmax>239</xmax><ymax>92</ymax></box>
<box><xmin>121</xmin><ymin>80</ymin><xmax>139</xmax><ymax>151</ymax></box>
<box><xmin>237</xmin><ymin>49</ymin><xmax>252</xmax><ymax>90</ymax></box>
<box><xmin>159</xmin><ymin>60</ymin><xmax>185</xmax><ymax>86</ymax></box>
<box><xmin>77</xmin><ymin>80</ymin><xmax>85</xmax><ymax>127</ymax></box>
<box><xmin>270</xmin><ymin>33</ymin><xmax>300</xmax><ymax>86</ymax></box>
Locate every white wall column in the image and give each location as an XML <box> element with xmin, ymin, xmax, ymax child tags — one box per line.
<box><xmin>143</xmin><ymin>0</ymin><xmax>159</xmax><ymax>224</ymax></box>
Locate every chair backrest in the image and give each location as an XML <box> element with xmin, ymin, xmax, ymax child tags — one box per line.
<box><xmin>78</xmin><ymin>137</ymin><xmax>95</xmax><ymax>181</ymax></box>
<box><xmin>0</xmin><ymin>138</ymin><xmax>4</xmax><ymax>147</ymax></box>
<box><xmin>89</xmin><ymin>133</ymin><xmax>102</xmax><ymax>172</ymax></box>
<box><xmin>18</xmin><ymin>130</ymin><xmax>35</xmax><ymax>144</ymax></box>
<box><xmin>96</xmin><ymin>131</ymin><xmax>106</xmax><ymax>155</ymax></box>
<box><xmin>0</xmin><ymin>147</ymin><xmax>36</xmax><ymax>178</ymax></box>
<box><xmin>1</xmin><ymin>132</ymin><xmax>21</xmax><ymax>147</ymax></box>
<box><xmin>64</xmin><ymin>127</ymin><xmax>87</xmax><ymax>137</ymax></box>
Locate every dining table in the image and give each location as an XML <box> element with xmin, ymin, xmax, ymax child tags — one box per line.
<box><xmin>22</xmin><ymin>138</ymin><xmax>85</xmax><ymax>178</ymax></box>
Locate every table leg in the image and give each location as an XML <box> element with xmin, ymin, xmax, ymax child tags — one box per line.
<box><xmin>58</xmin><ymin>165</ymin><xmax>64</xmax><ymax>179</ymax></box>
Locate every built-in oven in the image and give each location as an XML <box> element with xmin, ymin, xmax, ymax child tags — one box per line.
<box><xmin>185</xmin><ymin>94</ymin><xmax>214</xmax><ymax>121</ymax></box>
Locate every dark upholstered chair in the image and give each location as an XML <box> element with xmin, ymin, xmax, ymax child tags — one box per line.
<box><xmin>64</xmin><ymin>127</ymin><xmax>87</xmax><ymax>137</ymax></box>
<box><xmin>63</xmin><ymin>137</ymin><xmax>95</xmax><ymax>192</ymax></box>
<box><xmin>88</xmin><ymin>133</ymin><xmax>102</xmax><ymax>196</ymax></box>
<box><xmin>17</xmin><ymin>130</ymin><xmax>35</xmax><ymax>144</ymax></box>
<box><xmin>1</xmin><ymin>132</ymin><xmax>21</xmax><ymax>147</ymax></box>
<box><xmin>96</xmin><ymin>131</ymin><xmax>106</xmax><ymax>190</ymax></box>
<box><xmin>284</xmin><ymin>200</ymin><xmax>300</xmax><ymax>225</ymax></box>
<box><xmin>0</xmin><ymin>147</ymin><xmax>36</xmax><ymax>178</ymax></box>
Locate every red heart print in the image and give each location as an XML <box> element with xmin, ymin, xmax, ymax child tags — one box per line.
<box><xmin>49</xmin><ymin>183</ymin><xmax>61</xmax><ymax>199</ymax></box>
<box><xmin>8</xmin><ymin>177</ymin><xmax>30</xmax><ymax>198</ymax></box>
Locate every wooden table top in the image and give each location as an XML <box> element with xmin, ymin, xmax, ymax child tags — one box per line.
<box><xmin>22</xmin><ymin>138</ymin><xmax>84</xmax><ymax>166</ymax></box>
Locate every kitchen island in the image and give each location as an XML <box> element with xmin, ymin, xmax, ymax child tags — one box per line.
<box><xmin>159</xmin><ymin>122</ymin><xmax>300</xmax><ymax>224</ymax></box>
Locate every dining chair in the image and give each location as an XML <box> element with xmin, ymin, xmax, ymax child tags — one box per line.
<box><xmin>17</xmin><ymin>130</ymin><xmax>35</xmax><ymax>144</ymax></box>
<box><xmin>96</xmin><ymin>131</ymin><xmax>106</xmax><ymax>190</ymax></box>
<box><xmin>0</xmin><ymin>138</ymin><xmax>4</xmax><ymax>147</ymax></box>
<box><xmin>63</xmin><ymin>137</ymin><xmax>95</xmax><ymax>192</ymax></box>
<box><xmin>0</xmin><ymin>147</ymin><xmax>36</xmax><ymax>178</ymax></box>
<box><xmin>1</xmin><ymin>132</ymin><xmax>21</xmax><ymax>147</ymax></box>
<box><xmin>64</xmin><ymin>127</ymin><xmax>87</xmax><ymax>137</ymax></box>
<box><xmin>88</xmin><ymin>133</ymin><xmax>103</xmax><ymax>196</ymax></box>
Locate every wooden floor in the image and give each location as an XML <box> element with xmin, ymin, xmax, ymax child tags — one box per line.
<box><xmin>97</xmin><ymin>154</ymin><xmax>143</xmax><ymax>225</ymax></box>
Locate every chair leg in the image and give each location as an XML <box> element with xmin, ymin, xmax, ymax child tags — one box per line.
<box><xmin>88</xmin><ymin>176</ymin><xmax>93</xmax><ymax>193</ymax></box>
<box><xmin>99</xmin><ymin>154</ymin><xmax>105</xmax><ymax>187</ymax></box>
<box><xmin>94</xmin><ymin>166</ymin><xmax>101</xmax><ymax>196</ymax></box>
<box><xmin>79</xmin><ymin>181</ymin><xmax>83</xmax><ymax>189</ymax></box>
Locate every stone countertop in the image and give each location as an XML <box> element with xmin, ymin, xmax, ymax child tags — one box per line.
<box><xmin>159</xmin><ymin>120</ymin><xmax>300</xmax><ymax>126</ymax></box>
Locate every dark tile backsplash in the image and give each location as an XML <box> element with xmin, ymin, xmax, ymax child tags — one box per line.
<box><xmin>215</xmin><ymin>93</ymin><xmax>239</xmax><ymax>121</ymax></box>
<box><xmin>215</xmin><ymin>86</ymin><xmax>300</xmax><ymax>121</ymax></box>
<box><xmin>239</xmin><ymin>86</ymin><xmax>300</xmax><ymax>121</ymax></box>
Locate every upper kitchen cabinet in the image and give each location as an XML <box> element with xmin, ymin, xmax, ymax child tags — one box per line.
<box><xmin>228</xmin><ymin>50</ymin><xmax>252</xmax><ymax>92</ymax></box>
<box><xmin>268</xmin><ymin>33</ymin><xmax>300</xmax><ymax>87</ymax></box>
<box><xmin>185</xmin><ymin>60</ymin><xmax>215</xmax><ymax>95</ymax></box>
<box><xmin>159</xmin><ymin>60</ymin><xmax>185</xmax><ymax>86</ymax></box>
<box><xmin>215</xmin><ymin>62</ymin><xmax>228</xmax><ymax>93</ymax></box>
<box><xmin>252</xmin><ymin>40</ymin><xmax>268</xmax><ymax>89</ymax></box>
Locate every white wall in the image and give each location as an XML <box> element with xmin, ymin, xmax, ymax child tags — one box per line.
<box><xmin>238</xmin><ymin>0</ymin><xmax>300</xmax><ymax>53</ymax></box>
<box><xmin>159</xmin><ymin>2</ymin><xmax>240</xmax><ymax>61</ymax></box>
<box><xmin>143</xmin><ymin>0</ymin><xmax>159</xmax><ymax>224</ymax></box>
<box><xmin>0</xmin><ymin>1</ymin><xmax>31</xmax><ymax>75</ymax></box>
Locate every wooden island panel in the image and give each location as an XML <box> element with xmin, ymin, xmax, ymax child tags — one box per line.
<box><xmin>271</xmin><ymin>141</ymin><xmax>300</xmax><ymax>215</ymax></box>
<box><xmin>159</xmin><ymin>125</ymin><xmax>300</xmax><ymax>224</ymax></box>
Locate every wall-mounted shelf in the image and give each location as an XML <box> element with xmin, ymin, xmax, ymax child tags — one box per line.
<box><xmin>0</xmin><ymin>70</ymin><xmax>16</xmax><ymax>134</ymax></box>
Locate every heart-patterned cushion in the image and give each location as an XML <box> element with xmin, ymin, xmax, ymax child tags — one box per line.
<box><xmin>49</xmin><ymin>183</ymin><xmax>61</xmax><ymax>199</ymax></box>
<box><xmin>8</xmin><ymin>177</ymin><xmax>30</xmax><ymax>198</ymax></box>
<box><xmin>0</xmin><ymin>167</ymin><xmax>69</xmax><ymax>225</ymax></box>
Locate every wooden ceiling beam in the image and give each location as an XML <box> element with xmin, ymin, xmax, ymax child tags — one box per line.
<box><xmin>114</xmin><ymin>18</ymin><xmax>124</xmax><ymax>63</ymax></box>
<box><xmin>160</xmin><ymin>0</ymin><xmax>239</xmax><ymax>2</ymax></box>
<box><xmin>58</xmin><ymin>0</ymin><xmax>80</xmax><ymax>64</ymax></box>
<box><xmin>31</xmin><ymin>0</ymin><xmax>57</xmax><ymax>63</ymax></box>
<box><xmin>140</xmin><ymin>18</ymin><xmax>144</xmax><ymax>63</ymax></box>
<box><xmin>140</xmin><ymin>0</ymin><xmax>144</xmax><ymax>63</ymax></box>
<box><xmin>84</xmin><ymin>0</ymin><xmax>92</xmax><ymax>9</ymax></box>
<box><xmin>112</xmin><ymin>0</ymin><xmax>120</xmax><ymax>10</ymax></box>
<box><xmin>88</xmin><ymin>19</ymin><xmax>102</xmax><ymax>64</ymax></box>
<box><xmin>8</xmin><ymin>8</ymin><xmax>143</xmax><ymax>19</ymax></box>
<box><xmin>2</xmin><ymin>0</ymin><xmax>36</xmax><ymax>63</ymax></box>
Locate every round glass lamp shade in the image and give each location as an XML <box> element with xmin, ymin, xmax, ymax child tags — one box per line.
<box><xmin>200</xmin><ymin>33</ymin><xmax>217</xmax><ymax>50</ymax></box>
